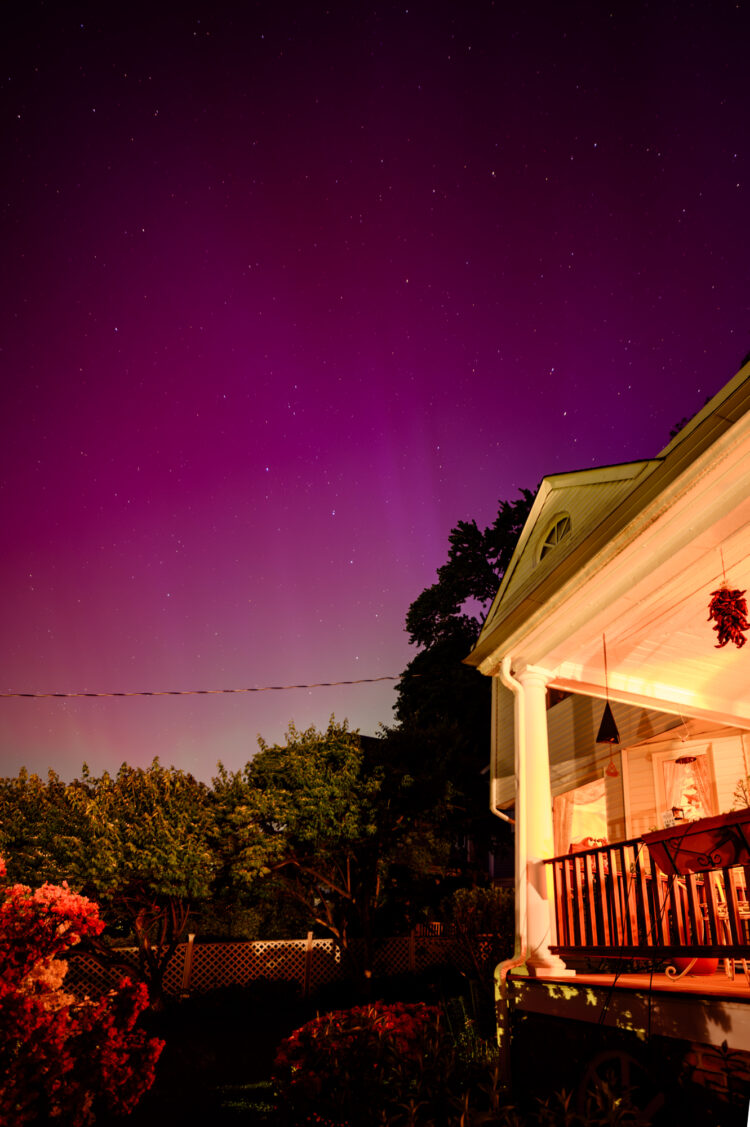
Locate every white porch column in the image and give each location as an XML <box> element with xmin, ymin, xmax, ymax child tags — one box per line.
<box><xmin>516</xmin><ymin>665</ymin><xmax>571</xmax><ymax>975</ymax></box>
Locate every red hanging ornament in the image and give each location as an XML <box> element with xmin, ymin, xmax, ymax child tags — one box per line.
<box><xmin>708</xmin><ymin>586</ymin><xmax>749</xmax><ymax>648</ymax></box>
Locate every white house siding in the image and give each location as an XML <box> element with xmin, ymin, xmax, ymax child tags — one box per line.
<box><xmin>623</xmin><ymin>742</ymin><xmax>660</xmax><ymax>837</ymax></box>
<box><xmin>604</xmin><ymin>765</ymin><xmax>626</xmax><ymax>843</ymax></box>
<box><xmin>714</xmin><ymin>733</ymin><xmax>750</xmax><ymax>810</ymax></box>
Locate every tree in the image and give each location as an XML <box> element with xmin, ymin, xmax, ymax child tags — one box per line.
<box><xmin>0</xmin><ymin>857</ymin><xmax>163</xmax><ymax>1125</ymax></box>
<box><xmin>396</xmin><ymin>491</ymin><xmax>533</xmax><ymax>745</ymax></box>
<box><xmin>0</xmin><ymin>768</ymin><xmax>90</xmax><ymax>889</ymax></box>
<box><xmin>65</xmin><ymin>760</ymin><xmax>218</xmax><ymax>1006</ymax></box>
<box><xmin>402</xmin><ymin>490</ymin><xmax>535</xmax><ymax>654</ymax></box>
<box><xmin>214</xmin><ymin>719</ymin><xmax>442</xmax><ymax>978</ymax></box>
<box><xmin>389</xmin><ymin>490</ymin><xmax>534</xmax><ymax>868</ymax></box>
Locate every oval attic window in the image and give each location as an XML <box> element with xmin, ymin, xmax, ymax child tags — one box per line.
<box><xmin>540</xmin><ymin>515</ymin><xmax>571</xmax><ymax>559</ymax></box>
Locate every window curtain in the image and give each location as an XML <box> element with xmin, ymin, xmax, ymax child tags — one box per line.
<box><xmin>663</xmin><ymin>758</ymin><xmax>680</xmax><ymax>812</ymax></box>
<box><xmin>692</xmin><ymin>754</ymin><xmax>715</xmax><ymax>817</ymax></box>
<box><xmin>553</xmin><ymin>777</ymin><xmax>607</xmax><ymax>856</ymax></box>
<box><xmin>663</xmin><ymin>753</ymin><xmax>715</xmax><ymax>821</ymax></box>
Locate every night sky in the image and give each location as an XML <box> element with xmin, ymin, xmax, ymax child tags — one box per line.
<box><xmin>2</xmin><ymin>1</ymin><xmax>749</xmax><ymax>782</ymax></box>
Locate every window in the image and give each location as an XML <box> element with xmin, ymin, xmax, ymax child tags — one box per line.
<box><xmin>652</xmin><ymin>746</ymin><xmax>717</xmax><ymax>828</ymax></box>
<box><xmin>540</xmin><ymin>514</ymin><xmax>571</xmax><ymax>559</ymax></box>
<box><xmin>553</xmin><ymin>777</ymin><xmax>608</xmax><ymax>856</ymax></box>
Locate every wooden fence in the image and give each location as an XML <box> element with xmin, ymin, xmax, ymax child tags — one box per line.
<box><xmin>66</xmin><ymin>930</ymin><xmax>490</xmax><ymax>999</ymax></box>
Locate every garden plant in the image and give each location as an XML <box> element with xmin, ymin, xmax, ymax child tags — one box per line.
<box><xmin>0</xmin><ymin>857</ymin><xmax>163</xmax><ymax>1126</ymax></box>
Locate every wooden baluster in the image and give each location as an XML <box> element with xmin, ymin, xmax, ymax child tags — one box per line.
<box><xmin>703</xmin><ymin>872</ymin><xmax>722</xmax><ymax>947</ymax></box>
<box><xmin>612</xmin><ymin>845</ymin><xmax>628</xmax><ymax>945</ymax></box>
<box><xmin>622</xmin><ymin>847</ymin><xmax>640</xmax><ymax>942</ymax></box>
<box><xmin>563</xmin><ymin>857</ymin><xmax>577</xmax><ymax>947</ymax></box>
<box><xmin>571</xmin><ymin>854</ymin><xmax>585</xmax><ymax>946</ymax></box>
<box><xmin>631</xmin><ymin>847</ymin><xmax>649</xmax><ymax>942</ymax></box>
<box><xmin>725</xmin><ymin>867</ymin><xmax>744</xmax><ymax>946</ymax></box>
<box><xmin>551</xmin><ymin>860</ymin><xmax>567</xmax><ymax>946</ymax></box>
<box><xmin>597</xmin><ymin>848</ymin><xmax>612</xmax><ymax>947</ymax></box>
<box><xmin>740</xmin><ymin>865</ymin><xmax>750</xmax><ymax>942</ymax></box>
<box><xmin>670</xmin><ymin>876</ymin><xmax>688</xmax><ymax>945</ymax></box>
<box><xmin>651</xmin><ymin>870</ymin><xmax>671</xmax><ymax>945</ymax></box>
<box><xmin>584</xmin><ymin>852</ymin><xmax>598</xmax><ymax>946</ymax></box>
<box><xmin>685</xmin><ymin>873</ymin><xmax>704</xmax><ymax>952</ymax></box>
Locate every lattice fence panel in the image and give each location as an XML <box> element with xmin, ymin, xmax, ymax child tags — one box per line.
<box><xmin>374</xmin><ymin>936</ymin><xmax>410</xmax><ymax>976</ymax></box>
<box><xmin>414</xmin><ymin>937</ymin><xmax>462</xmax><ymax>974</ymax></box>
<box><xmin>64</xmin><ymin>934</ymin><xmax>504</xmax><ymax>998</ymax></box>
<box><xmin>188</xmin><ymin>940</ymin><xmax>304</xmax><ymax>992</ymax></box>
<box><xmin>308</xmin><ymin>939</ymin><xmax>351</xmax><ymax>990</ymax></box>
<box><xmin>66</xmin><ymin>950</ymin><xmax>140</xmax><ymax>996</ymax></box>
<box><xmin>162</xmin><ymin>946</ymin><xmax>190</xmax><ymax>994</ymax></box>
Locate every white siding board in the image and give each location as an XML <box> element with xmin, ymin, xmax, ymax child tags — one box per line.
<box><xmin>712</xmin><ymin>736</ymin><xmax>747</xmax><ymax>810</ymax></box>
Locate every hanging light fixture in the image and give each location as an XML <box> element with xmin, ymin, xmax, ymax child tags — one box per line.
<box><xmin>596</xmin><ymin>633</ymin><xmax>620</xmax><ymax>777</ymax></box>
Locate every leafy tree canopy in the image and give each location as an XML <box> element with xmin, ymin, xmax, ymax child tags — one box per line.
<box><xmin>395</xmin><ymin>488</ymin><xmax>533</xmax><ymax>745</ymax></box>
<box><xmin>0</xmin><ymin>768</ymin><xmax>89</xmax><ymax>888</ymax></box>
<box><xmin>69</xmin><ymin>759</ymin><xmax>216</xmax><ymax>903</ymax></box>
<box><xmin>64</xmin><ymin>759</ymin><xmax>218</xmax><ymax>1003</ymax></box>
<box><xmin>214</xmin><ymin>719</ymin><xmax>446</xmax><ymax>974</ymax></box>
<box><xmin>388</xmin><ymin>489</ymin><xmax>534</xmax><ymax>875</ymax></box>
<box><xmin>404</xmin><ymin>490</ymin><xmax>535</xmax><ymax>651</ymax></box>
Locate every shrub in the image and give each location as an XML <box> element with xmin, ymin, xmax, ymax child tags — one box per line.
<box><xmin>0</xmin><ymin>856</ymin><xmax>164</xmax><ymax>1126</ymax></box>
<box><xmin>273</xmin><ymin>999</ymin><xmax>468</xmax><ymax>1125</ymax></box>
<box><xmin>441</xmin><ymin>885</ymin><xmax>514</xmax><ymax>1001</ymax></box>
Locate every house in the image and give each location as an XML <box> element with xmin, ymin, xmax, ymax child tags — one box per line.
<box><xmin>465</xmin><ymin>360</ymin><xmax>750</xmax><ymax>1105</ymax></box>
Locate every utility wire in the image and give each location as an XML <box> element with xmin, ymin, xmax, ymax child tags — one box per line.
<box><xmin>0</xmin><ymin>676</ymin><xmax>403</xmax><ymax>700</ymax></box>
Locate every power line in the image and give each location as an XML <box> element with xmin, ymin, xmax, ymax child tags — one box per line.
<box><xmin>0</xmin><ymin>675</ymin><xmax>402</xmax><ymax>700</ymax></box>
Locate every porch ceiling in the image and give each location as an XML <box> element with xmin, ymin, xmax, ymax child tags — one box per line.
<box><xmin>547</xmin><ymin>495</ymin><xmax>750</xmax><ymax>727</ymax></box>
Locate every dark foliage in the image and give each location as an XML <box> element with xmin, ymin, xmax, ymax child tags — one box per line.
<box><xmin>387</xmin><ymin>490</ymin><xmax>534</xmax><ymax>880</ymax></box>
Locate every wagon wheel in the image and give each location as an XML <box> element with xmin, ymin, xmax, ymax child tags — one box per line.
<box><xmin>577</xmin><ymin>1049</ymin><xmax>665</xmax><ymax>1121</ymax></box>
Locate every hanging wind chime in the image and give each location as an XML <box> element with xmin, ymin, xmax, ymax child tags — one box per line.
<box><xmin>596</xmin><ymin>633</ymin><xmax>620</xmax><ymax>777</ymax></box>
<box><xmin>708</xmin><ymin>550</ymin><xmax>749</xmax><ymax>649</ymax></box>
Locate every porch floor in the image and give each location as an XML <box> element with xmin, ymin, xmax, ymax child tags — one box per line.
<box><xmin>520</xmin><ymin>967</ymin><xmax>750</xmax><ymax>999</ymax></box>
<box><xmin>507</xmin><ymin>964</ymin><xmax>750</xmax><ymax>1051</ymax></box>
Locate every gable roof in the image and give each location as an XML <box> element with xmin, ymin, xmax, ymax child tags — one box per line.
<box><xmin>478</xmin><ymin>459</ymin><xmax>660</xmax><ymax>642</ymax></box>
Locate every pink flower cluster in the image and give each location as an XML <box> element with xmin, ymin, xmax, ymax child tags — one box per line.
<box><xmin>0</xmin><ymin>857</ymin><xmax>164</xmax><ymax>1126</ymax></box>
<box><xmin>0</xmin><ymin>877</ymin><xmax>105</xmax><ymax>983</ymax></box>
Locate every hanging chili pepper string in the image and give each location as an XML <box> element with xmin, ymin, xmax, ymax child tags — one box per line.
<box><xmin>708</xmin><ymin>548</ymin><xmax>748</xmax><ymax>648</ymax></box>
<box><xmin>708</xmin><ymin>585</ymin><xmax>749</xmax><ymax>648</ymax></box>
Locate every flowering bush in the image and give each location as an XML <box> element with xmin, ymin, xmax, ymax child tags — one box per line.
<box><xmin>0</xmin><ymin>856</ymin><xmax>164</xmax><ymax>1126</ymax></box>
<box><xmin>273</xmin><ymin>1000</ymin><xmax>464</xmax><ymax>1125</ymax></box>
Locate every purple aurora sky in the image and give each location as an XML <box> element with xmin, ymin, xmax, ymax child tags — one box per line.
<box><xmin>2</xmin><ymin>1</ymin><xmax>749</xmax><ymax>781</ymax></box>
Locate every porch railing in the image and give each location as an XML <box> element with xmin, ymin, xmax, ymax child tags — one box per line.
<box><xmin>545</xmin><ymin>836</ymin><xmax>750</xmax><ymax>961</ymax></box>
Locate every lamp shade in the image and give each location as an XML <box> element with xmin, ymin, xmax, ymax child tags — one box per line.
<box><xmin>596</xmin><ymin>701</ymin><xmax>620</xmax><ymax>745</ymax></box>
